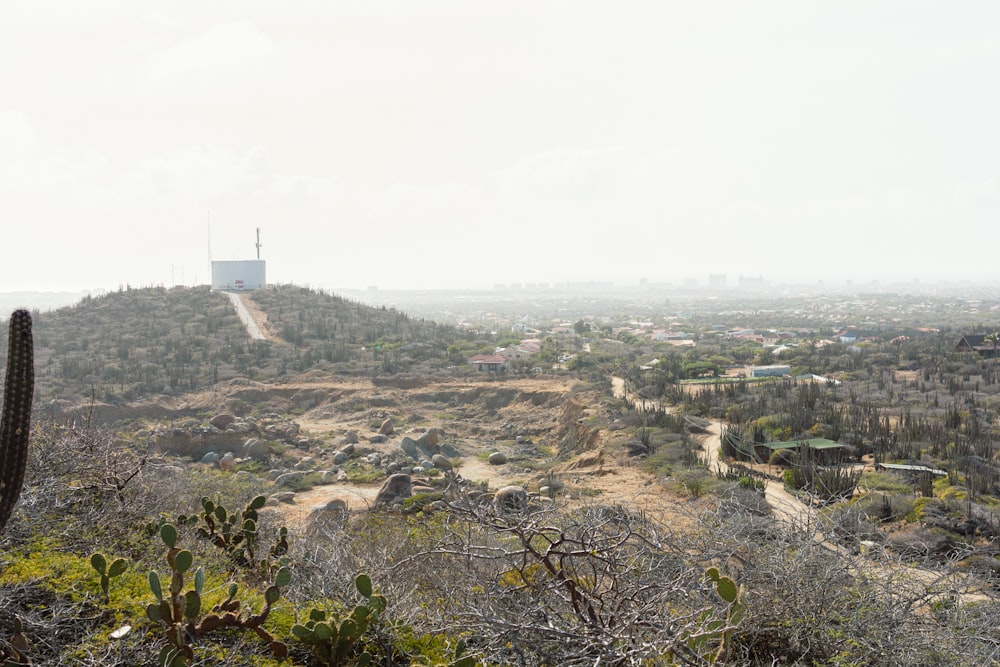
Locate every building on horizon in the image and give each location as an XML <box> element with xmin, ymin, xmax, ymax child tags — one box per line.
<box><xmin>211</xmin><ymin>260</ymin><xmax>266</xmax><ymax>291</ymax></box>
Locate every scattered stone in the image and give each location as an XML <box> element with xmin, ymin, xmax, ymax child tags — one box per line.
<box><xmin>411</xmin><ymin>484</ymin><xmax>438</xmax><ymax>495</ymax></box>
<box><xmin>309</xmin><ymin>498</ymin><xmax>348</xmax><ymax>526</ymax></box>
<box><xmin>431</xmin><ymin>454</ymin><xmax>452</xmax><ymax>470</ymax></box>
<box><xmin>210</xmin><ymin>414</ymin><xmax>236</xmax><ymax>431</ymax></box>
<box><xmin>494</xmin><ymin>485</ymin><xmax>528</xmax><ymax>512</ymax></box>
<box><xmin>368</xmin><ymin>434</ymin><xmax>387</xmax><ymax>444</ymax></box>
<box><xmin>416</xmin><ymin>428</ymin><xmax>442</xmax><ymax>453</ymax></box>
<box><xmin>270</xmin><ymin>492</ymin><xmax>296</xmax><ymax>504</ymax></box>
<box><xmin>385</xmin><ymin>462</ymin><xmax>401</xmax><ymax>474</ymax></box>
<box><xmin>332</xmin><ymin>451</ymin><xmax>348</xmax><ymax>465</ymax></box>
<box><xmin>274</xmin><ymin>471</ymin><xmax>306</xmax><ymax>487</ymax></box>
<box><xmin>374</xmin><ymin>473</ymin><xmax>412</xmax><ymax>506</ymax></box>
<box><xmin>265</xmin><ymin>468</ymin><xmax>283</xmax><ymax>481</ymax></box>
<box><xmin>399</xmin><ymin>437</ymin><xmax>419</xmax><ymax>459</ymax></box>
<box><xmin>340</xmin><ymin>443</ymin><xmax>356</xmax><ymax>456</ymax></box>
<box><xmin>219</xmin><ymin>452</ymin><xmax>235</xmax><ymax>471</ymax></box>
<box><xmin>295</xmin><ymin>437</ymin><xmax>311</xmax><ymax>450</ymax></box>
<box><xmin>343</xmin><ymin>431</ymin><xmax>359</xmax><ymax>445</ymax></box>
<box><xmin>378</xmin><ymin>418</ymin><xmax>395</xmax><ymax>436</ymax></box>
<box><xmin>488</xmin><ymin>452</ymin><xmax>507</xmax><ymax>465</ymax></box>
<box><xmin>200</xmin><ymin>451</ymin><xmax>220</xmax><ymax>465</ymax></box>
<box><xmin>243</xmin><ymin>438</ymin><xmax>269</xmax><ymax>462</ymax></box>
<box><xmin>337</xmin><ymin>471</ymin><xmax>348</xmax><ymax>483</ymax></box>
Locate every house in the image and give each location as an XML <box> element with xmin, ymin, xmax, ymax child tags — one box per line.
<box><xmin>756</xmin><ymin>438</ymin><xmax>847</xmax><ymax>465</ymax></box>
<box><xmin>874</xmin><ymin>463</ymin><xmax>947</xmax><ymax>478</ymax></box>
<box><xmin>467</xmin><ymin>354</ymin><xmax>508</xmax><ymax>372</ymax></box>
<box><xmin>749</xmin><ymin>365</ymin><xmax>791</xmax><ymax>378</ymax></box>
<box><xmin>956</xmin><ymin>334</ymin><xmax>1000</xmax><ymax>357</ymax></box>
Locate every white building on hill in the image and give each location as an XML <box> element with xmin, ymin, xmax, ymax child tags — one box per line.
<box><xmin>211</xmin><ymin>260</ymin><xmax>266</xmax><ymax>291</ymax></box>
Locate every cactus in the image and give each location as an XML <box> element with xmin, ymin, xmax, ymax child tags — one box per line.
<box><xmin>0</xmin><ymin>309</ymin><xmax>33</xmax><ymax>534</ymax></box>
<box><xmin>147</xmin><ymin>522</ymin><xmax>291</xmax><ymax>666</ymax></box>
<box><xmin>89</xmin><ymin>553</ymin><xmax>128</xmax><ymax>602</ymax></box>
<box><xmin>681</xmin><ymin>567</ymin><xmax>745</xmax><ymax>663</ymax></box>
<box><xmin>193</xmin><ymin>495</ymin><xmax>268</xmax><ymax>568</ymax></box>
<box><xmin>290</xmin><ymin>574</ymin><xmax>387</xmax><ymax>666</ymax></box>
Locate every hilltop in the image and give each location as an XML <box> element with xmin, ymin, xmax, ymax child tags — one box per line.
<box><xmin>6</xmin><ymin>284</ymin><xmax>486</xmax><ymax>413</ymax></box>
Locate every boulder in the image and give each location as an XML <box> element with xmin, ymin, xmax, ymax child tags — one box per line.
<box><xmin>243</xmin><ymin>438</ymin><xmax>269</xmax><ymax>462</ymax></box>
<box><xmin>416</xmin><ymin>428</ymin><xmax>442</xmax><ymax>452</ymax></box>
<box><xmin>378</xmin><ymin>418</ymin><xmax>395</xmax><ymax>436</ymax></box>
<box><xmin>374</xmin><ymin>473</ymin><xmax>412</xmax><ymax>506</ymax></box>
<box><xmin>332</xmin><ymin>451</ymin><xmax>348</xmax><ymax>465</ymax></box>
<box><xmin>399</xmin><ymin>437</ymin><xmax>419</xmax><ymax>459</ymax></box>
<box><xmin>431</xmin><ymin>454</ymin><xmax>452</xmax><ymax>471</ymax></box>
<box><xmin>368</xmin><ymin>434</ymin><xmax>387</xmax><ymax>444</ymax></box>
<box><xmin>488</xmin><ymin>452</ymin><xmax>507</xmax><ymax>465</ymax></box>
<box><xmin>343</xmin><ymin>430</ymin><xmax>359</xmax><ymax>445</ymax></box>
<box><xmin>218</xmin><ymin>452</ymin><xmax>236</xmax><ymax>472</ymax></box>
<box><xmin>309</xmin><ymin>498</ymin><xmax>348</xmax><ymax>523</ymax></box>
<box><xmin>494</xmin><ymin>485</ymin><xmax>528</xmax><ymax>513</ymax></box>
<box><xmin>340</xmin><ymin>443</ymin><xmax>356</xmax><ymax>456</ymax></box>
<box><xmin>270</xmin><ymin>492</ymin><xmax>297</xmax><ymax>504</ymax></box>
<box><xmin>200</xmin><ymin>451</ymin><xmax>220</xmax><ymax>465</ymax></box>
<box><xmin>274</xmin><ymin>471</ymin><xmax>306</xmax><ymax>488</ymax></box>
<box><xmin>210</xmin><ymin>414</ymin><xmax>236</xmax><ymax>431</ymax></box>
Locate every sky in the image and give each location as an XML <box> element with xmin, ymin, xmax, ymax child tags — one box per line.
<box><xmin>2</xmin><ymin>1</ymin><xmax>999</xmax><ymax>293</ymax></box>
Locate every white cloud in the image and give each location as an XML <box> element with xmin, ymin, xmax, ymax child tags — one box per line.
<box><xmin>149</xmin><ymin>21</ymin><xmax>275</xmax><ymax>79</ymax></box>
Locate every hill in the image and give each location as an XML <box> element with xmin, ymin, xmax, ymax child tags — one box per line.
<box><xmin>4</xmin><ymin>284</ymin><xmax>480</xmax><ymax>409</ymax></box>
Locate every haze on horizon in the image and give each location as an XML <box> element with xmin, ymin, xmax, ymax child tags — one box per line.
<box><xmin>2</xmin><ymin>2</ymin><xmax>998</xmax><ymax>294</ymax></box>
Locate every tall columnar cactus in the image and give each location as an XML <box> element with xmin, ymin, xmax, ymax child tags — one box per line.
<box><xmin>0</xmin><ymin>309</ymin><xmax>33</xmax><ymax>534</ymax></box>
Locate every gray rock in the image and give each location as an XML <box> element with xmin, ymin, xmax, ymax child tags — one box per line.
<box><xmin>378</xmin><ymin>418</ymin><xmax>395</xmax><ymax>436</ymax></box>
<box><xmin>368</xmin><ymin>434</ymin><xmax>387</xmax><ymax>444</ymax></box>
<box><xmin>218</xmin><ymin>452</ymin><xmax>236</xmax><ymax>471</ymax></box>
<box><xmin>374</xmin><ymin>473</ymin><xmax>412</xmax><ymax>506</ymax></box>
<box><xmin>488</xmin><ymin>452</ymin><xmax>507</xmax><ymax>465</ymax></box>
<box><xmin>494</xmin><ymin>485</ymin><xmax>528</xmax><ymax>512</ymax></box>
<box><xmin>270</xmin><ymin>492</ymin><xmax>297</xmax><ymax>504</ymax></box>
<box><xmin>274</xmin><ymin>471</ymin><xmax>306</xmax><ymax>487</ymax></box>
<box><xmin>385</xmin><ymin>462</ymin><xmax>400</xmax><ymax>474</ymax></box>
<box><xmin>210</xmin><ymin>414</ymin><xmax>236</xmax><ymax>431</ymax></box>
<box><xmin>340</xmin><ymin>443</ymin><xmax>356</xmax><ymax>456</ymax></box>
<box><xmin>418</xmin><ymin>428</ymin><xmax>443</xmax><ymax>446</ymax></box>
<box><xmin>337</xmin><ymin>471</ymin><xmax>348</xmax><ymax>483</ymax></box>
<box><xmin>440</xmin><ymin>444</ymin><xmax>460</xmax><ymax>458</ymax></box>
<box><xmin>294</xmin><ymin>458</ymin><xmax>315</xmax><ymax>471</ymax></box>
<box><xmin>399</xmin><ymin>437</ymin><xmax>419</xmax><ymax>459</ymax></box>
<box><xmin>332</xmin><ymin>451</ymin><xmax>348</xmax><ymax>465</ymax></box>
<box><xmin>411</xmin><ymin>484</ymin><xmax>438</xmax><ymax>495</ymax></box>
<box><xmin>308</xmin><ymin>498</ymin><xmax>348</xmax><ymax>528</ymax></box>
<box><xmin>342</xmin><ymin>430</ymin><xmax>359</xmax><ymax>445</ymax></box>
<box><xmin>431</xmin><ymin>454</ymin><xmax>452</xmax><ymax>470</ymax></box>
<box><xmin>243</xmin><ymin>438</ymin><xmax>270</xmax><ymax>462</ymax></box>
<box><xmin>200</xmin><ymin>451</ymin><xmax>220</xmax><ymax>465</ymax></box>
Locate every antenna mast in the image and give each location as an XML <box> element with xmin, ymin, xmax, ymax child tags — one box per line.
<box><xmin>256</xmin><ymin>227</ymin><xmax>262</xmax><ymax>260</ymax></box>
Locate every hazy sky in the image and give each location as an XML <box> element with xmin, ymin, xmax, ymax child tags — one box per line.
<box><xmin>2</xmin><ymin>1</ymin><xmax>998</xmax><ymax>292</ymax></box>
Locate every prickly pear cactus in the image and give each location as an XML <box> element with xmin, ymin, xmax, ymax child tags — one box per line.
<box><xmin>0</xmin><ymin>309</ymin><xmax>33</xmax><ymax>534</ymax></box>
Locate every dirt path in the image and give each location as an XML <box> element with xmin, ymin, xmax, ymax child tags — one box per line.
<box><xmin>226</xmin><ymin>291</ymin><xmax>268</xmax><ymax>341</ymax></box>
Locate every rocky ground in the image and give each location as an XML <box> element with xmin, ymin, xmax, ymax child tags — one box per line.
<box><xmin>99</xmin><ymin>373</ymin><xmax>703</xmax><ymax>532</ymax></box>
